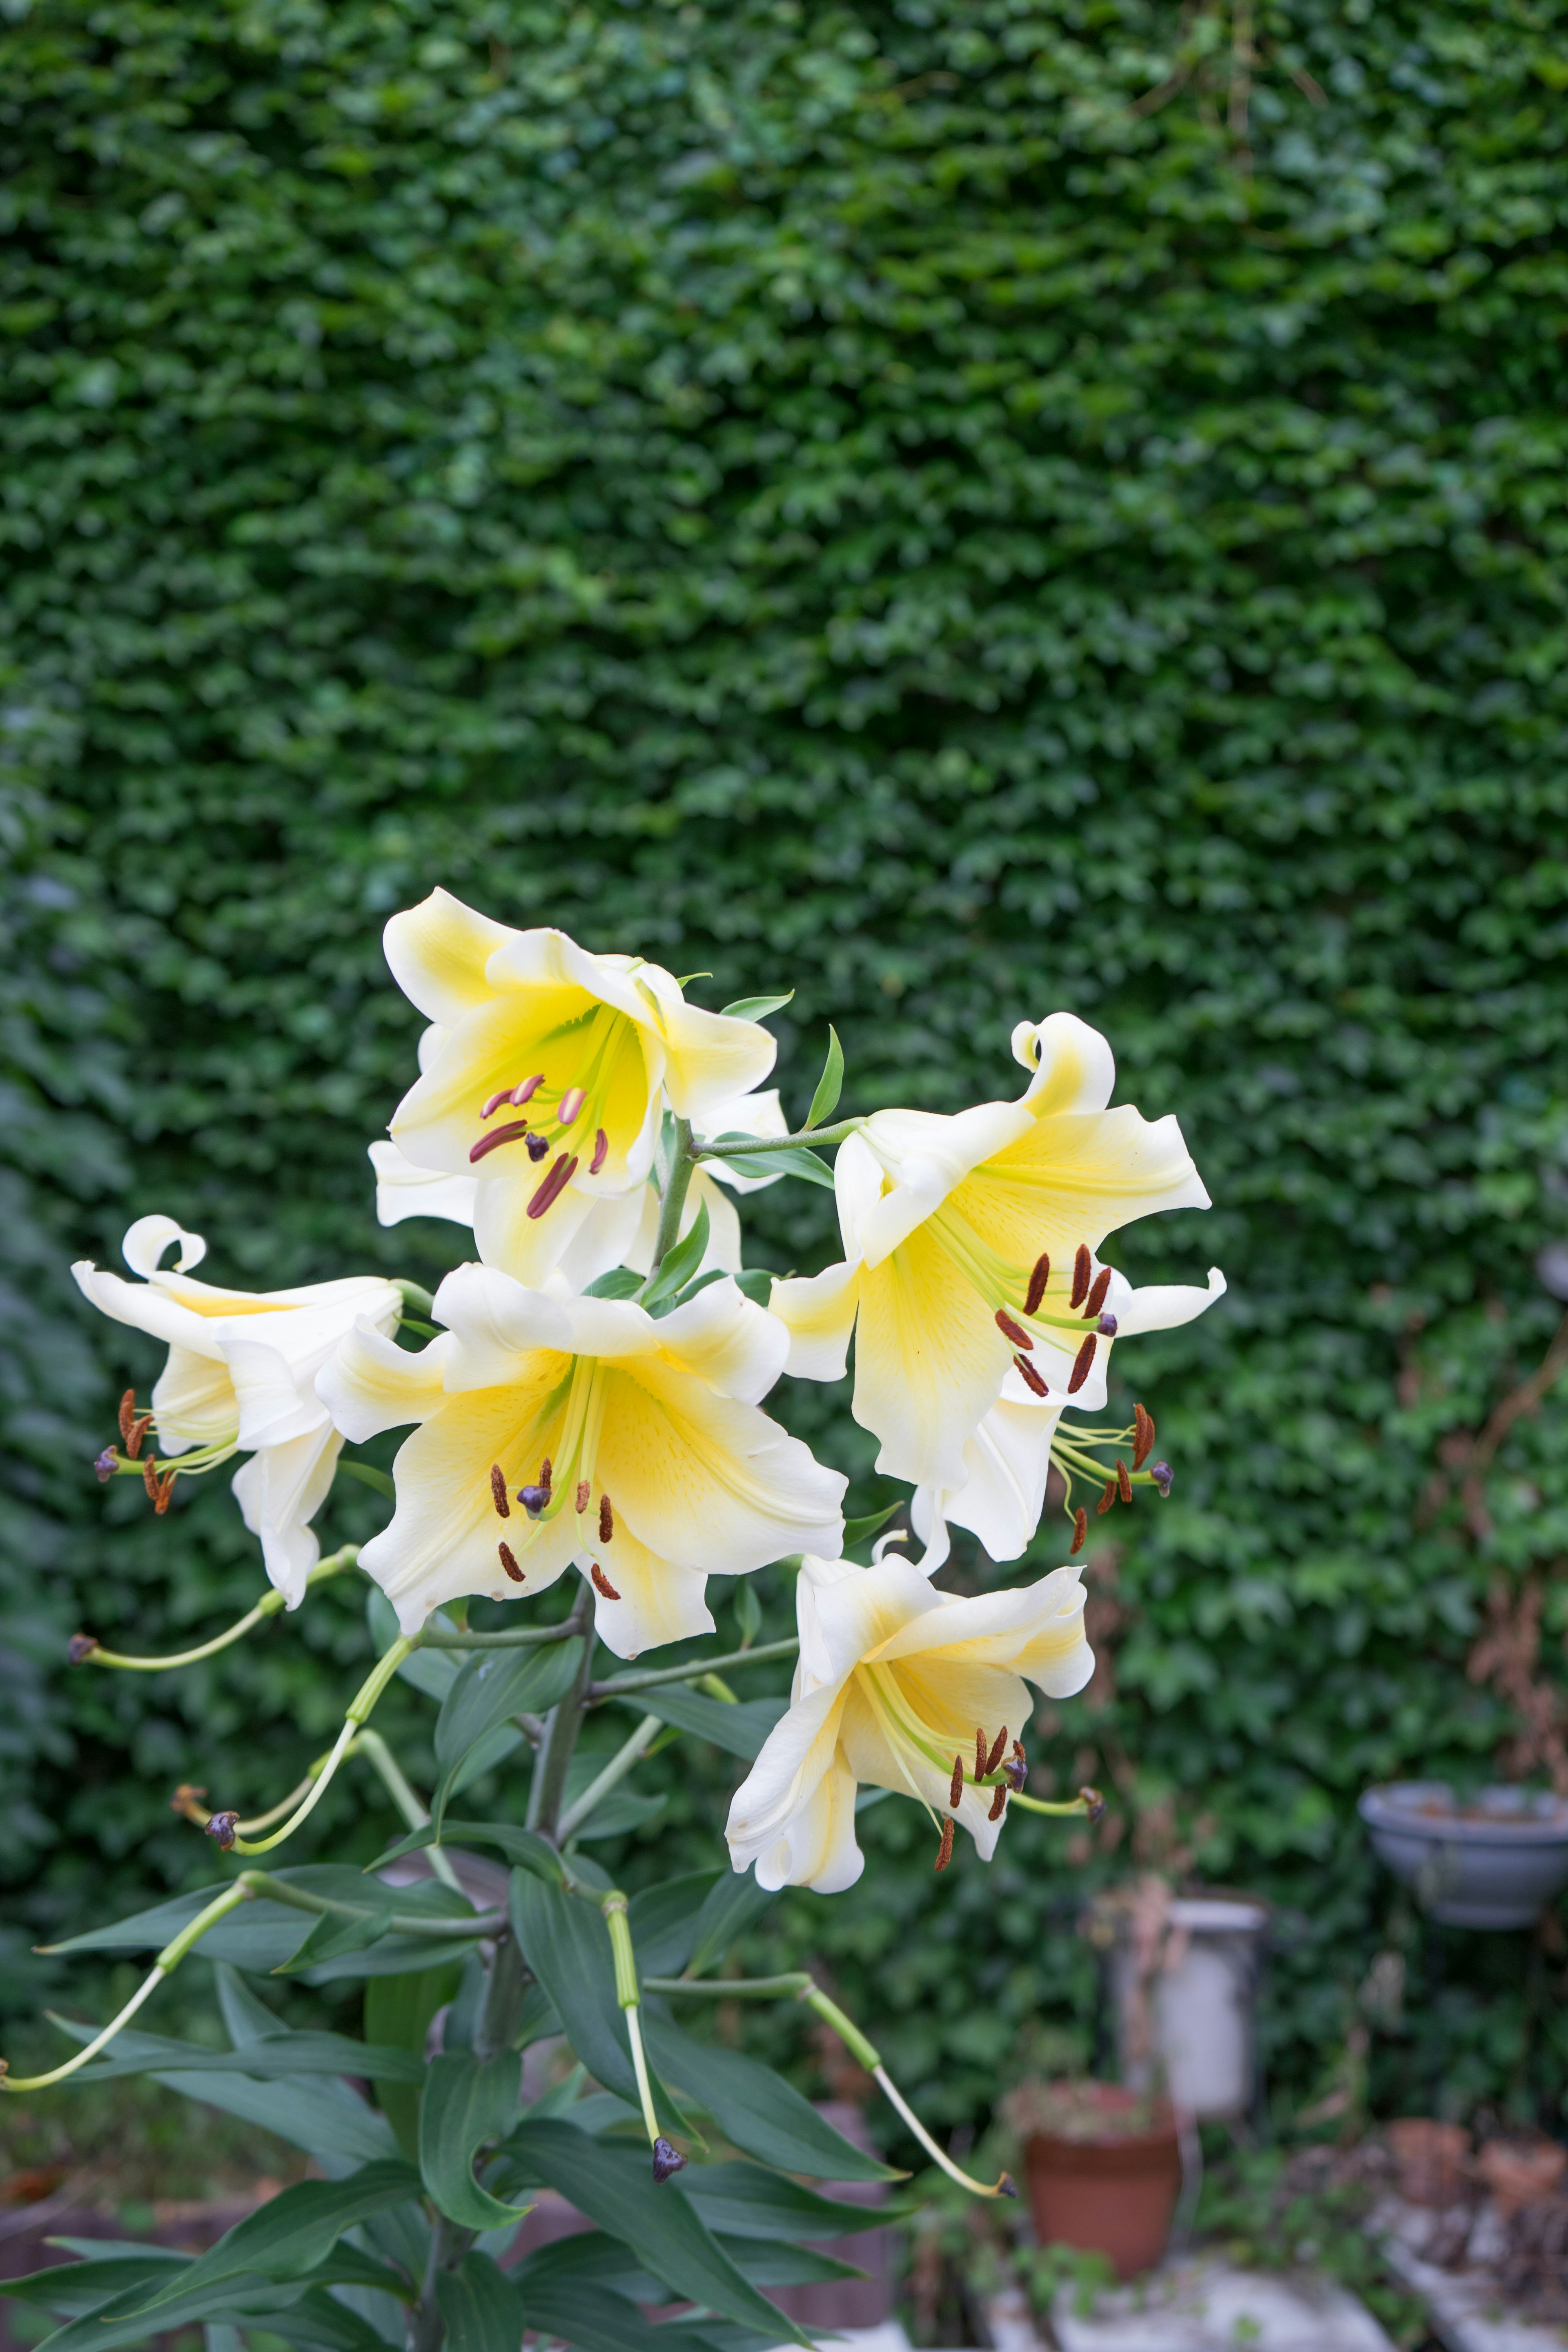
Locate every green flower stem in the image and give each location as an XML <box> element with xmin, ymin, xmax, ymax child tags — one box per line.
<box><xmin>642</xmin><ymin>1973</ymin><xmax>814</xmax><ymax>1999</ymax></box>
<box><xmin>394</xmin><ymin>1278</ymin><xmax>436</xmax><ymax>1319</ymax></box>
<box><xmin>587</xmin><ymin>1635</ymin><xmax>798</xmax><ymax>1700</ymax></box>
<box><xmin>419</xmin><ymin>1623</ymin><xmax>580</xmax><ymax>1651</ymax></box>
<box><xmin>694</xmin><ymin>1117</ymin><xmax>862</xmax><ymax>1156</ymax></box>
<box><xmin>556</xmin><ymin>1713</ymin><xmax>663</xmax><ymax>1842</ymax></box>
<box><xmin>603</xmin><ymin>1892</ymin><xmax>667</xmax><ymax>2152</ymax></box>
<box><xmin>1008</xmin><ymin>1790</ymin><xmax>1096</xmax><ymax>1817</ymax></box>
<box><xmin>75</xmin><ymin>1547</ymin><xmax>359</xmax><ymax>1672</ymax></box>
<box><xmin>871</xmin><ymin>2063</ymin><xmax>1016</xmax><ymax>2200</ymax></box>
<box><xmin>353</xmin><ymin>1726</ymin><xmax>464</xmax><ymax>1894</ymax></box>
<box><xmin>229</xmin><ymin>1636</ymin><xmax>414</xmax><ymax>1856</ymax></box>
<box><xmin>0</xmin><ymin>1880</ymin><xmax>255</xmax><ymax>2094</ymax></box>
<box><xmin>526</xmin><ymin>1587</ymin><xmax>597</xmax><ymax>1840</ymax></box>
<box><xmin>238</xmin><ymin>1869</ymin><xmax>502</xmax><ymax>1940</ymax></box>
<box><xmin>644</xmin><ymin>1115</ymin><xmax>696</xmax><ymax>1281</ymax></box>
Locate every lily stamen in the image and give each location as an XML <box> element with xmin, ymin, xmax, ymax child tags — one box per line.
<box><xmin>994</xmin><ymin>1307</ymin><xmax>1032</xmax><ymax>1350</ymax></box>
<box><xmin>1070</xmin><ymin>1243</ymin><xmax>1092</xmax><ymax>1308</ymax></box>
<box><xmin>1068</xmin><ymin>1333</ymin><xmax>1096</xmax><ymax>1392</ymax></box>
<box><xmin>490</xmin><ymin>1464</ymin><xmax>510</xmax><ymax>1518</ymax></box>
<box><xmin>512</xmin><ymin>1073</ymin><xmax>544</xmax><ymax>1106</ymax></box>
<box><xmin>557</xmin><ymin>1086</ymin><xmax>586</xmax><ymax>1128</ymax></box>
<box><xmin>591</xmin><ymin>1562</ymin><xmax>620</xmax><ymax>1601</ymax></box>
<box><xmin>1133</xmin><ymin>1402</ymin><xmax>1155</xmax><ymax>1467</ymax></box>
<box><xmin>1071</xmin><ymin>1506</ymin><xmax>1087</xmax><ymax>1550</ymax></box>
<box><xmin>1082</xmin><ymin>1267</ymin><xmax>1111</xmax><ymax>1320</ymax></box>
<box><xmin>590</xmin><ymin>1129</ymin><xmax>609</xmax><ymax>1174</ymax></box>
<box><xmin>527</xmin><ymin>1153</ymin><xmax>578</xmax><ymax>1218</ymax></box>
<box><xmin>599</xmin><ymin>1492</ymin><xmax>614</xmax><ymax>1542</ymax></box>
<box><xmin>1013</xmin><ymin>1352</ymin><xmax>1048</xmax><ymax>1396</ymax></box>
<box><xmin>1025</xmin><ymin>1252</ymin><xmax>1051</xmax><ymax>1316</ymax></box>
<box><xmin>480</xmin><ymin>1086</ymin><xmax>515</xmax><ymax>1119</ymax></box>
<box><xmin>498</xmin><ymin>1542</ymin><xmax>525</xmax><ymax>1583</ymax></box>
<box><xmin>984</xmin><ymin>1726</ymin><xmax>1008</xmax><ymax>1776</ymax></box>
<box><xmin>469</xmin><ymin>1118</ymin><xmax>530</xmax><ymax>1164</ymax></box>
<box><xmin>948</xmin><ymin>1754</ymin><xmax>963</xmax><ymax>1808</ymax></box>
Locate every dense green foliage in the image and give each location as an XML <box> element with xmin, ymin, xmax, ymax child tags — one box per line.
<box><xmin>5</xmin><ymin>0</ymin><xmax>1568</xmax><ymax>2147</ymax></box>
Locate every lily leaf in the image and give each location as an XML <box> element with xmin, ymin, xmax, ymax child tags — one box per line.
<box><xmin>638</xmin><ymin>1198</ymin><xmax>709</xmax><ymax>1310</ymax></box>
<box><xmin>431</xmin><ymin>1640</ymin><xmax>583</xmax><ymax>1832</ymax></box>
<box><xmin>719</xmin><ymin>991</ymin><xmax>793</xmax><ymax>1021</ymax></box>
<box><xmin>843</xmin><ymin>1499</ymin><xmax>905</xmax><ymax>1548</ymax></box>
<box><xmin>641</xmin><ymin>2014</ymin><xmax>899</xmax><ymax>2181</ymax></box>
<box><xmin>435</xmin><ymin>2254</ymin><xmax>525</xmax><ymax>2352</ymax></box>
<box><xmin>124</xmin><ymin>2162</ymin><xmax>420</xmax><ymax>2316</ymax></box>
<box><xmin>804</xmin><ymin>1025</ymin><xmax>844</xmax><ymax>1128</ymax></box>
<box><xmin>419</xmin><ymin>2053</ymin><xmax>529</xmax><ymax>2231</ymax></box>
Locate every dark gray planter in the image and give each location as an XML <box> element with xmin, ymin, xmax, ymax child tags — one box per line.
<box><xmin>1359</xmin><ymin>1781</ymin><xmax>1568</xmax><ymax>1929</ymax></box>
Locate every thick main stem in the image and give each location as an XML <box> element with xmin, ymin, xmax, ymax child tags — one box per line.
<box><xmin>645</xmin><ymin>1115</ymin><xmax>695</xmax><ymax>1280</ymax></box>
<box><xmin>526</xmin><ymin>1587</ymin><xmax>596</xmax><ymax>1840</ymax></box>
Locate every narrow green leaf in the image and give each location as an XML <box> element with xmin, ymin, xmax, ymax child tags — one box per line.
<box><xmin>275</xmin><ymin>1911</ymin><xmax>388</xmax><ymax>1971</ymax></box>
<box><xmin>641</xmin><ymin>2015</ymin><xmax>899</xmax><ymax>2181</ymax></box>
<box><xmin>733</xmin><ymin>1267</ymin><xmax>772</xmax><ymax>1307</ymax></box>
<box><xmin>843</xmin><ymin>1500</ymin><xmax>904</xmax><ymax>1548</ymax></box>
<box><xmin>430</xmin><ymin>1639</ymin><xmax>583</xmax><ymax>1831</ymax></box>
<box><xmin>680</xmin><ymin>2160</ymin><xmax>918</xmax><ymax>2241</ymax></box>
<box><xmin>364</xmin><ymin>1965</ymin><xmax>463</xmax><ymax>2160</ymax></box>
<box><xmin>434</xmin><ymin>2254</ymin><xmax>523</xmax><ymax>2352</ymax></box>
<box><xmin>684</xmin><ymin>1871</ymin><xmax>777</xmax><ymax>1978</ymax></box>
<box><xmin>702</xmin><ymin>1134</ymin><xmax>836</xmax><ymax>1190</ymax></box>
<box><xmin>125</xmin><ymin>2163</ymin><xmax>420</xmax><ymax>2316</ymax></box>
<box><xmin>0</xmin><ymin>2256</ymin><xmax>184</xmax><ymax>2315</ymax></box>
<box><xmin>626</xmin><ymin>1869</ymin><xmax>723</xmax><ymax>1979</ymax></box>
<box><xmin>606</xmin><ymin>1682</ymin><xmax>786</xmax><ymax>1760</ymax></box>
<box><xmin>499</xmin><ymin>2121</ymin><xmax>811</xmax><ymax>2345</ymax></box>
<box><xmin>581</xmin><ymin>1266</ymin><xmax>643</xmax><ymax>1300</ymax></box>
<box><xmin>369</xmin><ymin>1820</ymin><xmax>564</xmax><ymax>1883</ymax></box>
<box><xmin>719</xmin><ymin>991</ymin><xmax>793</xmax><ymax>1021</ymax></box>
<box><xmin>639</xmin><ymin>1197</ymin><xmax>710</xmax><ymax>1308</ymax></box>
<box><xmin>367</xmin><ymin>1590</ymin><xmax>460</xmax><ymax>1701</ymax></box>
<box><xmin>804</xmin><ymin>1025</ymin><xmax>844</xmax><ymax>1128</ymax></box>
<box><xmin>419</xmin><ymin>2053</ymin><xmax>528</xmax><ymax>2231</ymax></box>
<box><xmin>71</xmin><ymin>2028</ymin><xmax>426</xmax><ymax>2083</ymax></box>
<box><xmin>507</xmin><ymin>1875</ymin><xmax>638</xmax><ymax>2107</ymax></box>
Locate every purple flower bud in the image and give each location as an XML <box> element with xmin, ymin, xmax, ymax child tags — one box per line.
<box><xmin>94</xmin><ymin>1447</ymin><xmax>118</xmax><ymax>1483</ymax></box>
<box><xmin>1150</xmin><ymin>1460</ymin><xmax>1174</xmax><ymax>1497</ymax></box>
<box><xmin>651</xmin><ymin>2136</ymin><xmax>688</xmax><ymax>2183</ymax></box>
<box><xmin>205</xmin><ymin>1811</ymin><xmax>240</xmax><ymax>1850</ymax></box>
<box><xmin>1097</xmin><ymin>1312</ymin><xmax>1118</xmax><ymax>1336</ymax></box>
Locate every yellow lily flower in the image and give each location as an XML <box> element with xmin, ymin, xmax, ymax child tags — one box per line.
<box><xmin>382</xmin><ymin>890</ymin><xmax>777</xmax><ymax>1284</ymax></box>
<box><xmin>726</xmin><ymin>1551</ymin><xmax>1093</xmax><ymax>1892</ymax></box>
<box><xmin>316</xmin><ymin>1262</ymin><xmax>846</xmax><ymax>1659</ymax></box>
<box><xmin>770</xmin><ymin>1011</ymin><xmax>1219</xmax><ymax>1495</ymax></box>
<box><xmin>72</xmin><ymin>1216</ymin><xmax>401</xmax><ymax>1605</ymax></box>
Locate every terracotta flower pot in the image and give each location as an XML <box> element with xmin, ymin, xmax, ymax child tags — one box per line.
<box><xmin>1477</xmin><ymin>2136</ymin><xmax>1568</xmax><ymax>2218</ymax></box>
<box><xmin>1025</xmin><ymin>2085</ymin><xmax>1182</xmax><ymax>2281</ymax></box>
<box><xmin>1385</xmin><ymin>2118</ymin><xmax>1470</xmax><ymax>2209</ymax></box>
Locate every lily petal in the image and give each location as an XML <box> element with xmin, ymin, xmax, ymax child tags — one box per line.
<box><xmin>572</xmin><ymin>1523</ymin><xmax>715</xmax><ymax>1660</ymax></box>
<box><xmin>232</xmin><ymin>1427</ymin><xmax>343</xmax><ymax>1608</ymax></box>
<box><xmin>769</xmin><ymin>1260</ymin><xmax>862</xmax><ymax>1383</ymax></box>
<box><xmin>369</xmin><ymin>1138</ymin><xmax>478</xmax><ymax>1231</ymax></box>
<box><xmin>383</xmin><ymin>887</ymin><xmax>520</xmax><ymax>1027</ymax></box>
<box><xmin>315</xmin><ymin>1321</ymin><xmax>455</xmax><ymax>1443</ymax></box>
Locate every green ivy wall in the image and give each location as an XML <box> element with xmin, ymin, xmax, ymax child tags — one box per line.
<box><xmin>4</xmin><ymin>0</ymin><xmax>1568</xmax><ymax>2131</ymax></box>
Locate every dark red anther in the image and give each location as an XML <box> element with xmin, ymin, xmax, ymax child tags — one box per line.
<box><xmin>470</xmin><ymin>1118</ymin><xmax>530</xmax><ymax>1164</ymax></box>
<box><xmin>142</xmin><ymin>1456</ymin><xmax>160</xmax><ymax>1501</ymax></box>
<box><xmin>984</xmin><ymin>1726</ymin><xmax>1008</xmax><ymax>1777</ymax></box>
<box><xmin>1097</xmin><ymin>1476</ymin><xmax>1116</xmax><ymax>1516</ymax></box>
<box><xmin>1071</xmin><ymin>1506</ymin><xmax>1087</xmax><ymax>1553</ymax></box>
<box><xmin>1070</xmin><ymin>1243</ymin><xmax>1091</xmax><ymax>1309</ymax></box>
<box><xmin>490</xmin><ymin>1463</ymin><xmax>510</xmax><ymax>1519</ymax></box>
<box><xmin>154</xmin><ymin>1469</ymin><xmax>176</xmax><ymax>1515</ymax></box>
<box><xmin>527</xmin><ymin>1153</ymin><xmax>578</xmax><ymax>1218</ymax></box>
<box><xmin>1150</xmin><ymin>1460</ymin><xmax>1174</xmax><ymax>1497</ymax></box>
<box><xmin>1024</xmin><ymin>1252</ymin><xmax>1050</xmax><ymax>1316</ymax></box>
<box><xmin>205</xmin><ymin>1811</ymin><xmax>240</xmax><ymax>1850</ymax></box>
<box><xmin>1080</xmin><ymin>1784</ymin><xmax>1107</xmax><ymax>1825</ymax></box>
<box><xmin>126</xmin><ymin>1413</ymin><xmax>152</xmax><ymax>1459</ymax></box>
<box><xmin>576</xmin><ymin>1479</ymin><xmax>590</xmax><ymax>1514</ymax></box>
<box><xmin>118</xmin><ymin>1389</ymin><xmax>137</xmax><ymax>1444</ymax></box>
<box><xmin>988</xmin><ymin>1784</ymin><xmax>1007</xmax><ymax>1822</ymax></box>
<box><xmin>1132</xmin><ymin>1403</ymin><xmax>1155</xmax><ymax>1469</ymax></box>
<box><xmin>557</xmin><ymin>1086</ymin><xmax>586</xmax><ymax>1128</ymax></box>
<box><xmin>975</xmin><ymin>1727</ymin><xmax>987</xmax><ymax>1782</ymax></box>
<box><xmin>1083</xmin><ymin>1267</ymin><xmax>1111</xmax><ymax>1320</ymax></box>
<box><xmin>94</xmin><ymin>1446</ymin><xmax>118</xmax><ymax>1483</ymax></box>
<box><xmin>995</xmin><ymin>1307</ymin><xmax>1032</xmax><ymax>1350</ymax></box>
<box><xmin>498</xmin><ymin>1541</ymin><xmax>525</xmax><ymax>1583</ymax></box>
<box><xmin>512</xmin><ymin>1074</ymin><xmax>544</xmax><ymax>1106</ymax></box>
<box><xmin>935</xmin><ymin>1818</ymin><xmax>955</xmax><ymax>1872</ymax></box>
<box><xmin>540</xmin><ymin>1457</ymin><xmax>552</xmax><ymax>1494</ymax></box>
<box><xmin>949</xmin><ymin>1753</ymin><xmax>964</xmax><ymax>1809</ymax></box>
<box><xmin>1068</xmin><ymin>1333</ymin><xmax>1096</xmax><ymax>1392</ymax></box>
<box><xmin>591</xmin><ymin>1561</ymin><xmax>620</xmax><ymax>1601</ymax></box>
<box><xmin>599</xmin><ymin>1492</ymin><xmax>614</xmax><ymax>1543</ymax></box>
<box><xmin>1013</xmin><ymin>1352</ymin><xmax>1048</xmax><ymax>1398</ymax></box>
<box><xmin>652</xmin><ymin>2137</ymin><xmax>687</xmax><ymax>2183</ymax></box>
<box><xmin>1116</xmin><ymin>1457</ymin><xmax>1132</xmax><ymax>1504</ymax></box>
<box><xmin>481</xmin><ymin>1087</ymin><xmax>515</xmax><ymax>1119</ymax></box>
<box><xmin>68</xmin><ymin>1633</ymin><xmax>100</xmax><ymax>1664</ymax></box>
<box><xmin>590</xmin><ymin>1127</ymin><xmax>608</xmax><ymax>1174</ymax></box>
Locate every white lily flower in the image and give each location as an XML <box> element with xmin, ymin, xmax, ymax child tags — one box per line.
<box><xmin>369</xmin><ymin>1087</ymin><xmax>790</xmax><ymax>1289</ymax></box>
<box><xmin>726</xmin><ymin>1551</ymin><xmax>1094</xmax><ymax>1893</ymax></box>
<box><xmin>770</xmin><ymin>1012</ymin><xmax>1221</xmax><ymax>1498</ymax></box>
<box><xmin>381</xmin><ymin>890</ymin><xmax>777</xmax><ymax>1285</ymax></box>
<box><xmin>908</xmin><ymin>1260</ymin><xmax>1227</xmax><ymax>1571</ymax></box>
<box><xmin>72</xmin><ymin>1216</ymin><xmax>402</xmax><ymax>1606</ymax></box>
<box><xmin>316</xmin><ymin>1261</ymin><xmax>845</xmax><ymax>1659</ymax></box>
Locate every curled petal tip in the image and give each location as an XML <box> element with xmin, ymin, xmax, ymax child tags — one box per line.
<box><xmin>204</xmin><ymin>1811</ymin><xmax>240</xmax><ymax>1850</ymax></box>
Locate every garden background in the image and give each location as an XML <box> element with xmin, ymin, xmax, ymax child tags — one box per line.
<box><xmin>4</xmin><ymin>0</ymin><xmax>1568</xmax><ymax>2157</ymax></box>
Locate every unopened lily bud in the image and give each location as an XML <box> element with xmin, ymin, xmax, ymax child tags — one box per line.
<box><xmin>205</xmin><ymin>1811</ymin><xmax>240</xmax><ymax>1850</ymax></box>
<box><xmin>67</xmin><ymin>1633</ymin><xmax>100</xmax><ymax>1664</ymax></box>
